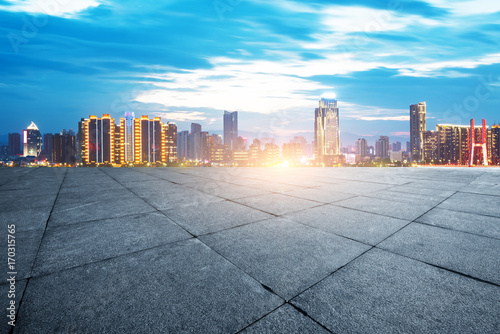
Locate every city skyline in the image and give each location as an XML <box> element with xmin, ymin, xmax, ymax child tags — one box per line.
<box><xmin>1</xmin><ymin>1</ymin><xmax>500</xmax><ymax>143</ymax></box>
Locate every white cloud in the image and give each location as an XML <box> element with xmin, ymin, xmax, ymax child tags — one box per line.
<box><xmin>423</xmin><ymin>0</ymin><xmax>500</xmax><ymax>16</ymax></box>
<box><xmin>151</xmin><ymin>111</ymin><xmax>206</xmax><ymax>122</ymax></box>
<box><xmin>1</xmin><ymin>0</ymin><xmax>102</xmax><ymax>18</ymax></box>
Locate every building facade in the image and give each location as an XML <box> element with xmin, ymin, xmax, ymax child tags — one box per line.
<box><xmin>314</xmin><ymin>98</ymin><xmax>340</xmax><ymax>162</ymax></box>
<box><xmin>410</xmin><ymin>102</ymin><xmax>426</xmax><ymax>162</ymax></box>
<box><xmin>23</xmin><ymin>122</ymin><xmax>42</xmax><ymax>157</ymax></box>
<box><xmin>223</xmin><ymin>111</ymin><xmax>238</xmax><ymax>151</ymax></box>
<box><xmin>8</xmin><ymin>133</ymin><xmax>21</xmax><ymax>155</ymax></box>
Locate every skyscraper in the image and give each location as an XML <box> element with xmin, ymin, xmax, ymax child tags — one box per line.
<box><xmin>410</xmin><ymin>102</ymin><xmax>426</xmax><ymax>162</ymax></box>
<box><xmin>177</xmin><ymin>130</ymin><xmax>189</xmax><ymax>161</ymax></box>
<box><xmin>375</xmin><ymin>136</ymin><xmax>390</xmax><ymax>159</ymax></box>
<box><xmin>8</xmin><ymin>133</ymin><xmax>21</xmax><ymax>155</ymax></box>
<box><xmin>120</xmin><ymin>112</ymin><xmax>135</xmax><ymax>163</ymax></box>
<box><xmin>42</xmin><ymin>133</ymin><xmax>53</xmax><ymax>159</ymax></box>
<box><xmin>314</xmin><ymin>98</ymin><xmax>340</xmax><ymax>162</ymax></box>
<box><xmin>223</xmin><ymin>111</ymin><xmax>238</xmax><ymax>150</ymax></box>
<box><xmin>491</xmin><ymin>125</ymin><xmax>500</xmax><ymax>165</ymax></box>
<box><xmin>355</xmin><ymin>138</ymin><xmax>368</xmax><ymax>158</ymax></box>
<box><xmin>82</xmin><ymin>114</ymin><xmax>115</xmax><ymax>164</ymax></box>
<box><xmin>23</xmin><ymin>122</ymin><xmax>42</xmax><ymax>157</ymax></box>
<box><xmin>134</xmin><ymin>116</ymin><xmax>165</xmax><ymax>164</ymax></box>
<box><xmin>52</xmin><ymin>129</ymin><xmax>76</xmax><ymax>165</ymax></box>
<box><xmin>165</xmin><ymin>122</ymin><xmax>177</xmax><ymax>163</ymax></box>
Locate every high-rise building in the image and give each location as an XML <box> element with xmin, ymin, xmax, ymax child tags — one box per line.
<box><xmin>77</xmin><ymin>118</ymin><xmax>86</xmax><ymax>163</ymax></box>
<box><xmin>410</xmin><ymin>102</ymin><xmax>426</xmax><ymax>162</ymax></box>
<box><xmin>490</xmin><ymin>125</ymin><xmax>500</xmax><ymax>165</ymax></box>
<box><xmin>355</xmin><ymin>138</ymin><xmax>368</xmax><ymax>158</ymax></box>
<box><xmin>436</xmin><ymin>124</ymin><xmax>470</xmax><ymax>164</ymax></box>
<box><xmin>422</xmin><ymin>131</ymin><xmax>439</xmax><ymax>162</ymax></box>
<box><xmin>82</xmin><ymin>114</ymin><xmax>115</xmax><ymax>164</ymax></box>
<box><xmin>223</xmin><ymin>111</ymin><xmax>238</xmax><ymax>150</ymax></box>
<box><xmin>52</xmin><ymin>129</ymin><xmax>76</xmax><ymax>165</ymax></box>
<box><xmin>248</xmin><ymin>139</ymin><xmax>262</xmax><ymax>165</ymax></box>
<box><xmin>392</xmin><ymin>141</ymin><xmax>401</xmax><ymax>152</ymax></box>
<box><xmin>165</xmin><ymin>122</ymin><xmax>177</xmax><ymax>163</ymax></box>
<box><xmin>23</xmin><ymin>122</ymin><xmax>42</xmax><ymax>157</ymax></box>
<box><xmin>314</xmin><ymin>98</ymin><xmax>340</xmax><ymax>162</ymax></box>
<box><xmin>375</xmin><ymin>136</ymin><xmax>390</xmax><ymax>159</ymax></box>
<box><xmin>177</xmin><ymin>130</ymin><xmax>189</xmax><ymax>161</ymax></box>
<box><xmin>191</xmin><ymin>123</ymin><xmax>202</xmax><ymax>135</ymax></box>
<box><xmin>8</xmin><ymin>133</ymin><xmax>21</xmax><ymax>155</ymax></box>
<box><xmin>120</xmin><ymin>112</ymin><xmax>135</xmax><ymax>163</ymax></box>
<box><xmin>42</xmin><ymin>133</ymin><xmax>53</xmax><ymax>159</ymax></box>
<box><xmin>405</xmin><ymin>141</ymin><xmax>411</xmax><ymax>153</ymax></box>
<box><xmin>282</xmin><ymin>142</ymin><xmax>303</xmax><ymax>162</ymax></box>
<box><xmin>133</xmin><ymin>116</ymin><xmax>165</xmax><ymax>164</ymax></box>
<box><xmin>264</xmin><ymin>143</ymin><xmax>280</xmax><ymax>165</ymax></box>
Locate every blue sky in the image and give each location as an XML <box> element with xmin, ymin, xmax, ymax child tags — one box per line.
<box><xmin>1</xmin><ymin>0</ymin><xmax>500</xmax><ymax>146</ymax></box>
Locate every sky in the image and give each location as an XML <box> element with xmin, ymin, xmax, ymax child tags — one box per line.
<box><xmin>1</xmin><ymin>0</ymin><xmax>500</xmax><ymax>146</ymax></box>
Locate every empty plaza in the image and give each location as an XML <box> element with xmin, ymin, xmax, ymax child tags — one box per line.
<box><xmin>1</xmin><ymin>167</ymin><xmax>500</xmax><ymax>333</ymax></box>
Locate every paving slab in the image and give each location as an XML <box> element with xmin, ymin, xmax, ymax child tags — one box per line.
<box><xmin>291</xmin><ymin>248</ymin><xmax>500</xmax><ymax>334</ymax></box>
<box><xmin>378</xmin><ymin>222</ymin><xmax>500</xmax><ymax>284</ymax></box>
<box><xmin>15</xmin><ymin>239</ymin><xmax>282</xmax><ymax>334</ymax></box>
<box><xmin>33</xmin><ymin>212</ymin><xmax>191</xmax><ymax>276</ymax></box>
<box><xmin>241</xmin><ymin>304</ymin><xmax>330</xmax><ymax>334</ymax></box>
<box><xmin>416</xmin><ymin>207</ymin><xmax>500</xmax><ymax>239</ymax></box>
<box><xmin>49</xmin><ymin>191</ymin><xmax>155</xmax><ymax>226</ymax></box>
<box><xmin>1</xmin><ymin>280</ymin><xmax>27</xmax><ymax>334</ymax></box>
<box><xmin>2</xmin><ymin>229</ymin><xmax>44</xmax><ymax>281</ymax></box>
<box><xmin>333</xmin><ymin>195</ymin><xmax>435</xmax><ymax>221</ymax></box>
<box><xmin>233</xmin><ymin>193</ymin><xmax>320</xmax><ymax>216</ymax></box>
<box><xmin>437</xmin><ymin>192</ymin><xmax>500</xmax><ymax>217</ymax></box>
<box><xmin>200</xmin><ymin>218</ymin><xmax>370</xmax><ymax>300</ymax></box>
<box><xmin>162</xmin><ymin>200</ymin><xmax>273</xmax><ymax>236</ymax></box>
<box><xmin>285</xmin><ymin>204</ymin><xmax>409</xmax><ymax>245</ymax></box>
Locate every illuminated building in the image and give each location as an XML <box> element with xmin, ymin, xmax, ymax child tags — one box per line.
<box><xmin>165</xmin><ymin>122</ymin><xmax>177</xmax><ymax>163</ymax></box>
<box><xmin>120</xmin><ymin>112</ymin><xmax>135</xmax><ymax>163</ymax></box>
<box><xmin>8</xmin><ymin>133</ymin><xmax>21</xmax><ymax>155</ymax></box>
<box><xmin>491</xmin><ymin>125</ymin><xmax>500</xmax><ymax>165</ymax></box>
<box><xmin>177</xmin><ymin>130</ymin><xmax>189</xmax><ymax>161</ymax></box>
<box><xmin>264</xmin><ymin>143</ymin><xmax>279</xmax><ymax>165</ymax></box>
<box><xmin>282</xmin><ymin>142</ymin><xmax>303</xmax><ymax>162</ymax></box>
<box><xmin>82</xmin><ymin>114</ymin><xmax>115</xmax><ymax>164</ymax></box>
<box><xmin>422</xmin><ymin>131</ymin><xmax>439</xmax><ymax>162</ymax></box>
<box><xmin>436</xmin><ymin>124</ymin><xmax>470</xmax><ymax>165</ymax></box>
<box><xmin>42</xmin><ymin>133</ymin><xmax>53</xmax><ymax>159</ymax></box>
<box><xmin>249</xmin><ymin>139</ymin><xmax>262</xmax><ymax>165</ymax></box>
<box><xmin>23</xmin><ymin>122</ymin><xmax>42</xmax><ymax>157</ymax></box>
<box><xmin>355</xmin><ymin>138</ymin><xmax>367</xmax><ymax>158</ymax></box>
<box><xmin>410</xmin><ymin>102</ymin><xmax>426</xmax><ymax>161</ymax></box>
<box><xmin>52</xmin><ymin>129</ymin><xmax>76</xmax><ymax>165</ymax></box>
<box><xmin>224</xmin><ymin>111</ymin><xmax>238</xmax><ymax>150</ymax></box>
<box><xmin>314</xmin><ymin>98</ymin><xmax>340</xmax><ymax>162</ymax></box>
<box><xmin>233</xmin><ymin>151</ymin><xmax>249</xmax><ymax>165</ymax></box>
<box><xmin>114</xmin><ymin>125</ymin><xmax>121</xmax><ymax>164</ymax></box>
<box><xmin>133</xmin><ymin>116</ymin><xmax>165</xmax><ymax>164</ymax></box>
<box><xmin>375</xmin><ymin>136</ymin><xmax>390</xmax><ymax>159</ymax></box>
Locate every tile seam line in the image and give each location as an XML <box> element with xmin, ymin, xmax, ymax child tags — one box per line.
<box><xmin>286</xmin><ymin>188</ymin><xmax>462</xmax><ymax>308</ymax></box>
<box><xmin>195</xmin><ymin>237</ymin><xmax>286</xmax><ymax>302</ymax></box>
<box><xmin>373</xmin><ymin>247</ymin><xmax>500</xmax><ymax>288</ymax></box>
<box><xmin>233</xmin><ymin>303</ymin><xmax>286</xmax><ymax>334</ymax></box>
<box><xmin>25</xmin><ymin>236</ymin><xmax>196</xmax><ymax>280</ymax></box>
<box><xmin>11</xmin><ymin>167</ymin><xmax>68</xmax><ymax>334</ymax></box>
<box><xmin>412</xmin><ymin>220</ymin><xmax>500</xmax><ymax>242</ymax></box>
<box><xmin>98</xmin><ymin>168</ymin><xmax>197</xmax><ymax>238</ymax></box>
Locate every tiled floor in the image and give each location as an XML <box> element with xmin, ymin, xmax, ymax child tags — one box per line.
<box><xmin>1</xmin><ymin>166</ymin><xmax>500</xmax><ymax>333</ymax></box>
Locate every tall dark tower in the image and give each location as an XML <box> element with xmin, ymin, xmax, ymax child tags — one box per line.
<box><xmin>410</xmin><ymin>102</ymin><xmax>426</xmax><ymax>162</ymax></box>
<box><xmin>314</xmin><ymin>98</ymin><xmax>340</xmax><ymax>163</ymax></box>
<box><xmin>223</xmin><ymin>111</ymin><xmax>238</xmax><ymax>150</ymax></box>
